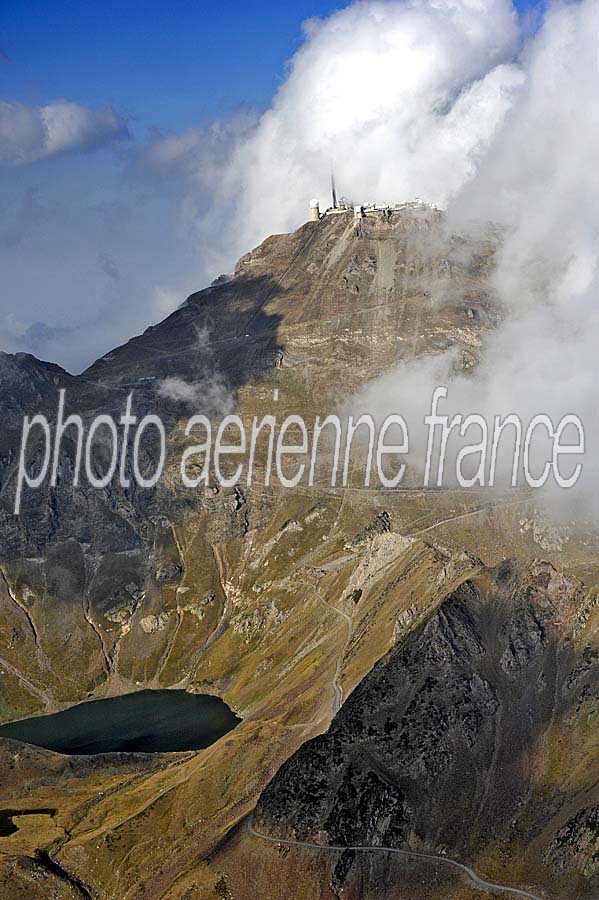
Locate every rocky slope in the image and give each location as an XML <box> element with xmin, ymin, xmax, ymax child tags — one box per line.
<box><xmin>251</xmin><ymin>560</ymin><xmax>599</xmax><ymax>899</ymax></box>
<box><xmin>0</xmin><ymin>205</ymin><xmax>501</xmax><ymax>722</ymax></box>
<box><xmin>0</xmin><ymin>206</ymin><xmax>597</xmax><ymax>899</ymax></box>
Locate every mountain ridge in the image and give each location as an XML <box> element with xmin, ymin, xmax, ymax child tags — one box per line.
<box><xmin>0</xmin><ymin>208</ymin><xmax>597</xmax><ymax>898</ymax></box>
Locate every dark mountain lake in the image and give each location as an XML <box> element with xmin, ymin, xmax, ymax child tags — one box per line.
<box><xmin>0</xmin><ymin>808</ymin><xmax>56</xmax><ymax>837</ymax></box>
<box><xmin>0</xmin><ymin>690</ymin><xmax>241</xmax><ymax>755</ymax></box>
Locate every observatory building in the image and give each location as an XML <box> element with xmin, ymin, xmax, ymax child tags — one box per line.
<box><xmin>308</xmin><ymin>173</ymin><xmax>437</xmax><ymax>223</ymax></box>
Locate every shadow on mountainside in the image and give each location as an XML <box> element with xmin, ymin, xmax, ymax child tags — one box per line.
<box><xmin>251</xmin><ymin>559</ymin><xmax>599</xmax><ymax>900</ymax></box>
<box><xmin>0</xmin><ymin>274</ymin><xmax>285</xmax><ymax>560</ymax></box>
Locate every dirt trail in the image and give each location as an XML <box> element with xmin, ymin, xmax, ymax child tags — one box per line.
<box><xmin>247</xmin><ymin>816</ymin><xmax>546</xmax><ymax>900</ymax></box>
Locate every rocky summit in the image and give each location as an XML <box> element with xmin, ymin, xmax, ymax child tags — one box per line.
<box><xmin>0</xmin><ymin>207</ymin><xmax>598</xmax><ymax>899</ymax></box>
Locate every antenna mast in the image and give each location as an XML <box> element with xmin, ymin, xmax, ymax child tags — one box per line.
<box><xmin>330</xmin><ymin>170</ymin><xmax>338</xmax><ymax>210</ymax></box>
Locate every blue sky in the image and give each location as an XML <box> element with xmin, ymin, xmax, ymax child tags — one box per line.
<box><xmin>2</xmin><ymin>0</ymin><xmax>540</xmax><ymax>131</ymax></box>
<box><xmin>2</xmin><ymin>1</ymin><xmax>345</xmax><ymax>132</ymax></box>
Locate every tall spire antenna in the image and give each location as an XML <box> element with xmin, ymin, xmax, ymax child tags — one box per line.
<box><xmin>330</xmin><ymin>169</ymin><xmax>338</xmax><ymax>210</ymax></box>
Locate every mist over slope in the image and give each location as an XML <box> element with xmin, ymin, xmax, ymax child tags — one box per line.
<box><xmin>286</xmin><ymin>0</ymin><xmax>599</xmax><ymax>520</ymax></box>
<box><xmin>149</xmin><ymin>0</ymin><xmax>599</xmax><ymax>526</ymax></box>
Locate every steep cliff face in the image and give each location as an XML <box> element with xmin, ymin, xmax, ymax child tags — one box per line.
<box><xmin>252</xmin><ymin>560</ymin><xmax>599</xmax><ymax>899</ymax></box>
<box><xmin>0</xmin><ymin>209</ymin><xmax>598</xmax><ymax>899</ymax></box>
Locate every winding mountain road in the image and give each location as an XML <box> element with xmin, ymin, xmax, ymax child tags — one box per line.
<box><xmin>247</xmin><ymin>815</ymin><xmax>546</xmax><ymax>900</ymax></box>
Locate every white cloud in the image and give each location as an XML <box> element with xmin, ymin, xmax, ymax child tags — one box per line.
<box><xmin>157</xmin><ymin>326</ymin><xmax>233</xmax><ymax>416</ymax></box>
<box><xmin>1</xmin><ymin>0</ymin><xmax>597</xmax><ymax>491</ymax></box>
<box><xmin>194</xmin><ymin>0</ymin><xmax>523</xmax><ymax>271</ymax></box>
<box><xmin>136</xmin><ymin>109</ymin><xmax>258</xmax><ymax>182</ymax></box>
<box><xmin>0</xmin><ymin>100</ymin><xmax>129</xmax><ymax>166</ymax></box>
<box><xmin>2</xmin><ymin>1</ymin><xmax>525</xmax><ymax>370</ymax></box>
<box><xmin>349</xmin><ymin>0</ymin><xmax>599</xmax><ymax>516</ymax></box>
<box><xmin>157</xmin><ymin>375</ymin><xmax>233</xmax><ymax>416</ymax></box>
<box><xmin>0</xmin><ymin>311</ymin><xmax>27</xmax><ymax>354</ymax></box>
